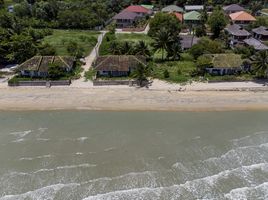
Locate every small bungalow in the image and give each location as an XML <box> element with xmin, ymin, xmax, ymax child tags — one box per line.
<box><xmin>161</xmin><ymin>5</ymin><xmax>184</xmax><ymax>13</ymax></box>
<box><xmin>224</xmin><ymin>24</ymin><xmax>251</xmax><ymax>47</ymax></box>
<box><xmin>184</xmin><ymin>5</ymin><xmax>204</xmax><ymax>12</ymax></box>
<box><xmin>18</xmin><ymin>56</ymin><xmax>74</xmax><ymax>78</ymax></box>
<box><xmin>183</xmin><ymin>11</ymin><xmax>201</xmax><ymax>26</ymax></box>
<box><xmin>252</xmin><ymin>26</ymin><xmax>268</xmax><ymax>41</ymax></box>
<box><xmin>113</xmin><ymin>11</ymin><xmax>140</xmax><ymax>28</ymax></box>
<box><xmin>223</xmin><ymin>4</ymin><xmax>245</xmax><ymax>14</ymax></box>
<box><xmin>205</xmin><ymin>54</ymin><xmax>246</xmax><ymax>75</ymax></box>
<box><xmin>229</xmin><ymin>11</ymin><xmax>256</xmax><ymax>27</ymax></box>
<box><xmin>93</xmin><ymin>55</ymin><xmax>146</xmax><ymax>77</ymax></box>
<box><xmin>124</xmin><ymin>5</ymin><xmax>152</xmax><ymax>16</ymax></box>
<box><xmin>180</xmin><ymin>35</ymin><xmax>200</xmax><ymax>50</ymax></box>
<box><xmin>172</xmin><ymin>12</ymin><xmax>183</xmax><ymax>22</ymax></box>
<box><xmin>243</xmin><ymin>38</ymin><xmax>268</xmax><ymax>51</ymax></box>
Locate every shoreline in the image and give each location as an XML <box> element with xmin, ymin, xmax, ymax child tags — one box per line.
<box><xmin>1</xmin><ymin>86</ymin><xmax>268</xmax><ymax>112</ymax></box>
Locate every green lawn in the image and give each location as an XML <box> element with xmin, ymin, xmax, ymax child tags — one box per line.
<box><xmin>116</xmin><ymin>33</ymin><xmax>153</xmax><ymax>44</ymax></box>
<box><xmin>43</xmin><ymin>30</ymin><xmax>100</xmax><ymax>56</ymax></box>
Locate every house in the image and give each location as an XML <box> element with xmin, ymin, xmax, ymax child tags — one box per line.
<box><xmin>162</xmin><ymin>5</ymin><xmax>184</xmax><ymax>13</ymax></box>
<box><xmin>252</xmin><ymin>26</ymin><xmax>268</xmax><ymax>41</ymax></box>
<box><xmin>243</xmin><ymin>38</ymin><xmax>268</xmax><ymax>51</ymax></box>
<box><xmin>224</xmin><ymin>24</ymin><xmax>251</xmax><ymax>47</ymax></box>
<box><xmin>183</xmin><ymin>11</ymin><xmax>201</xmax><ymax>26</ymax></box>
<box><xmin>180</xmin><ymin>35</ymin><xmax>200</xmax><ymax>50</ymax></box>
<box><xmin>18</xmin><ymin>56</ymin><xmax>74</xmax><ymax>77</ymax></box>
<box><xmin>204</xmin><ymin>54</ymin><xmax>245</xmax><ymax>75</ymax></box>
<box><xmin>184</xmin><ymin>5</ymin><xmax>204</xmax><ymax>12</ymax></box>
<box><xmin>141</xmin><ymin>4</ymin><xmax>154</xmax><ymax>11</ymax></box>
<box><xmin>113</xmin><ymin>11</ymin><xmax>140</xmax><ymax>28</ymax></box>
<box><xmin>93</xmin><ymin>55</ymin><xmax>146</xmax><ymax>77</ymax></box>
<box><xmin>172</xmin><ymin>12</ymin><xmax>183</xmax><ymax>22</ymax></box>
<box><xmin>229</xmin><ymin>11</ymin><xmax>256</xmax><ymax>27</ymax></box>
<box><xmin>223</xmin><ymin>4</ymin><xmax>245</xmax><ymax>14</ymax></box>
<box><xmin>124</xmin><ymin>5</ymin><xmax>152</xmax><ymax>16</ymax></box>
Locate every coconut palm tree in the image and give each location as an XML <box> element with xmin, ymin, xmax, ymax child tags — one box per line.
<box><xmin>109</xmin><ymin>41</ymin><xmax>120</xmax><ymax>55</ymax></box>
<box><xmin>131</xmin><ymin>63</ymin><xmax>152</xmax><ymax>86</ymax></box>
<box><xmin>134</xmin><ymin>40</ymin><xmax>151</xmax><ymax>58</ymax></box>
<box><xmin>152</xmin><ymin>28</ymin><xmax>173</xmax><ymax>61</ymax></box>
<box><xmin>166</xmin><ymin>38</ymin><xmax>182</xmax><ymax>61</ymax></box>
<box><xmin>253</xmin><ymin>50</ymin><xmax>268</xmax><ymax>77</ymax></box>
<box><xmin>120</xmin><ymin>41</ymin><xmax>133</xmax><ymax>55</ymax></box>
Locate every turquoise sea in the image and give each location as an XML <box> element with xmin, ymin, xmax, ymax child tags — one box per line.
<box><xmin>0</xmin><ymin>111</ymin><xmax>267</xmax><ymax>199</ymax></box>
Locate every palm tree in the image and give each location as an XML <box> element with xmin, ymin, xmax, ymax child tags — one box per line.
<box><xmin>152</xmin><ymin>28</ymin><xmax>173</xmax><ymax>61</ymax></box>
<box><xmin>253</xmin><ymin>50</ymin><xmax>268</xmax><ymax>77</ymax></box>
<box><xmin>131</xmin><ymin>63</ymin><xmax>152</xmax><ymax>86</ymax></box>
<box><xmin>166</xmin><ymin>37</ymin><xmax>182</xmax><ymax>61</ymax></box>
<box><xmin>134</xmin><ymin>40</ymin><xmax>151</xmax><ymax>58</ymax></box>
<box><xmin>109</xmin><ymin>41</ymin><xmax>120</xmax><ymax>55</ymax></box>
<box><xmin>120</xmin><ymin>41</ymin><xmax>133</xmax><ymax>55</ymax></box>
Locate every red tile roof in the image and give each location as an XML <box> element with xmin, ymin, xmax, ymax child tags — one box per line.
<box><xmin>229</xmin><ymin>11</ymin><xmax>256</xmax><ymax>21</ymax></box>
<box><xmin>173</xmin><ymin>12</ymin><xmax>183</xmax><ymax>22</ymax></box>
<box><xmin>125</xmin><ymin>5</ymin><xmax>150</xmax><ymax>13</ymax></box>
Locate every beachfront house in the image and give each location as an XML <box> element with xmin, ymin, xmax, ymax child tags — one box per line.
<box><xmin>113</xmin><ymin>11</ymin><xmax>140</xmax><ymax>28</ymax></box>
<box><xmin>183</xmin><ymin>11</ymin><xmax>201</xmax><ymax>26</ymax></box>
<box><xmin>162</xmin><ymin>5</ymin><xmax>184</xmax><ymax>13</ymax></box>
<box><xmin>229</xmin><ymin>11</ymin><xmax>256</xmax><ymax>27</ymax></box>
<box><xmin>93</xmin><ymin>55</ymin><xmax>146</xmax><ymax>77</ymax></box>
<box><xmin>184</xmin><ymin>5</ymin><xmax>204</xmax><ymax>12</ymax></box>
<box><xmin>18</xmin><ymin>56</ymin><xmax>74</xmax><ymax>78</ymax></box>
<box><xmin>243</xmin><ymin>38</ymin><xmax>268</xmax><ymax>51</ymax></box>
<box><xmin>224</xmin><ymin>24</ymin><xmax>251</xmax><ymax>47</ymax></box>
<box><xmin>252</xmin><ymin>26</ymin><xmax>268</xmax><ymax>41</ymax></box>
<box><xmin>204</xmin><ymin>54</ymin><xmax>247</xmax><ymax>76</ymax></box>
<box><xmin>124</xmin><ymin>5</ymin><xmax>152</xmax><ymax>17</ymax></box>
<box><xmin>223</xmin><ymin>4</ymin><xmax>245</xmax><ymax>14</ymax></box>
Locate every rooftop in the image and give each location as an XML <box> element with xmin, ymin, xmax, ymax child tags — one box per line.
<box><xmin>94</xmin><ymin>55</ymin><xmax>146</xmax><ymax>72</ymax></box>
<box><xmin>18</xmin><ymin>56</ymin><xmax>74</xmax><ymax>72</ymax></box>
<box><xmin>205</xmin><ymin>54</ymin><xmax>243</xmax><ymax>68</ymax></box>
<box><xmin>184</xmin><ymin>5</ymin><xmax>204</xmax><ymax>11</ymax></box>
<box><xmin>183</xmin><ymin>11</ymin><xmax>201</xmax><ymax>21</ymax></box>
<box><xmin>125</xmin><ymin>5</ymin><xmax>150</xmax><ymax>13</ymax></box>
<box><xmin>252</xmin><ymin>26</ymin><xmax>268</xmax><ymax>36</ymax></box>
<box><xmin>180</xmin><ymin>35</ymin><xmax>200</xmax><ymax>49</ymax></box>
<box><xmin>229</xmin><ymin>11</ymin><xmax>256</xmax><ymax>21</ymax></box>
<box><xmin>162</xmin><ymin>5</ymin><xmax>184</xmax><ymax>13</ymax></box>
<box><xmin>243</xmin><ymin>38</ymin><xmax>268</xmax><ymax>50</ymax></box>
<box><xmin>113</xmin><ymin>10</ymin><xmax>139</xmax><ymax>20</ymax></box>
<box><xmin>172</xmin><ymin>12</ymin><xmax>183</xmax><ymax>22</ymax></box>
<box><xmin>141</xmin><ymin>4</ymin><xmax>154</xmax><ymax>10</ymax></box>
<box><xmin>223</xmin><ymin>4</ymin><xmax>245</xmax><ymax>12</ymax></box>
<box><xmin>224</xmin><ymin>24</ymin><xmax>251</xmax><ymax>36</ymax></box>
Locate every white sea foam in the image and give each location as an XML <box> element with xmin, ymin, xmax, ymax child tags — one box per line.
<box><xmin>75</xmin><ymin>152</ymin><xmax>83</xmax><ymax>155</ymax></box>
<box><xmin>224</xmin><ymin>182</ymin><xmax>268</xmax><ymax>199</ymax></box>
<box><xmin>9</xmin><ymin>130</ymin><xmax>32</xmax><ymax>138</ymax></box>
<box><xmin>104</xmin><ymin>147</ymin><xmax>116</xmax><ymax>152</ymax></box>
<box><xmin>0</xmin><ymin>183</ymin><xmax>79</xmax><ymax>200</ymax></box>
<box><xmin>34</xmin><ymin>163</ymin><xmax>97</xmax><ymax>173</ymax></box>
<box><xmin>77</xmin><ymin>137</ymin><xmax>88</xmax><ymax>142</ymax></box>
<box><xmin>19</xmin><ymin>154</ymin><xmax>53</xmax><ymax>161</ymax></box>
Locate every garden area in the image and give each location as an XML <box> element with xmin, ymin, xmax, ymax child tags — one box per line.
<box><xmin>43</xmin><ymin>30</ymin><xmax>99</xmax><ymax>56</ymax></box>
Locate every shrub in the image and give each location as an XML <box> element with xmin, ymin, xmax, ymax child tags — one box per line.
<box><xmin>163</xmin><ymin>69</ymin><xmax>170</xmax><ymax>78</ymax></box>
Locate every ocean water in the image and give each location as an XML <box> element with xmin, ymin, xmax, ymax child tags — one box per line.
<box><xmin>0</xmin><ymin>111</ymin><xmax>267</xmax><ymax>200</ymax></box>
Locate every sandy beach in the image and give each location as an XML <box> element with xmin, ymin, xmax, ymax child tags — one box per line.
<box><xmin>1</xmin><ymin>80</ymin><xmax>268</xmax><ymax>111</ymax></box>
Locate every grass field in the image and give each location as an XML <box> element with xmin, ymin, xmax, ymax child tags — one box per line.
<box><xmin>43</xmin><ymin>30</ymin><xmax>100</xmax><ymax>56</ymax></box>
<box><xmin>116</xmin><ymin>33</ymin><xmax>153</xmax><ymax>44</ymax></box>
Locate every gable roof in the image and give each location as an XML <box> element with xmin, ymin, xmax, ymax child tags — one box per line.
<box><xmin>204</xmin><ymin>54</ymin><xmax>243</xmax><ymax>68</ymax></box>
<box><xmin>229</xmin><ymin>11</ymin><xmax>256</xmax><ymax>21</ymax></box>
<box><xmin>113</xmin><ymin>10</ymin><xmax>139</xmax><ymax>20</ymax></box>
<box><xmin>172</xmin><ymin>12</ymin><xmax>183</xmax><ymax>22</ymax></box>
<box><xmin>125</xmin><ymin>5</ymin><xmax>150</xmax><ymax>13</ymax></box>
<box><xmin>18</xmin><ymin>56</ymin><xmax>74</xmax><ymax>72</ymax></box>
<box><xmin>184</xmin><ymin>5</ymin><xmax>204</xmax><ymax>11</ymax></box>
<box><xmin>223</xmin><ymin>4</ymin><xmax>245</xmax><ymax>12</ymax></box>
<box><xmin>252</xmin><ymin>26</ymin><xmax>268</xmax><ymax>36</ymax></box>
<box><xmin>183</xmin><ymin>11</ymin><xmax>201</xmax><ymax>21</ymax></box>
<box><xmin>243</xmin><ymin>38</ymin><xmax>268</xmax><ymax>50</ymax></box>
<box><xmin>141</xmin><ymin>4</ymin><xmax>154</xmax><ymax>10</ymax></box>
<box><xmin>224</xmin><ymin>24</ymin><xmax>251</xmax><ymax>36</ymax></box>
<box><xmin>162</xmin><ymin>5</ymin><xmax>184</xmax><ymax>13</ymax></box>
<box><xmin>94</xmin><ymin>55</ymin><xmax>146</xmax><ymax>72</ymax></box>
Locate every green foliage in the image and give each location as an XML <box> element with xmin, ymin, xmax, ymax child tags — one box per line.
<box><xmin>67</xmin><ymin>40</ymin><xmax>85</xmax><ymax>58</ymax></box>
<box><xmin>84</xmin><ymin>68</ymin><xmax>96</xmax><ymax>80</ymax></box>
<box><xmin>253</xmin><ymin>50</ymin><xmax>268</xmax><ymax>78</ymax></box>
<box><xmin>233</xmin><ymin>45</ymin><xmax>255</xmax><ymax>59</ymax></box>
<box><xmin>131</xmin><ymin>63</ymin><xmax>152</xmax><ymax>86</ymax></box>
<box><xmin>148</xmin><ymin>12</ymin><xmax>181</xmax><ymax>37</ymax></box>
<box><xmin>196</xmin><ymin>55</ymin><xmax>213</xmax><ymax>75</ymax></box>
<box><xmin>48</xmin><ymin>63</ymin><xmax>66</xmax><ymax>79</ymax></box>
<box><xmin>38</xmin><ymin>43</ymin><xmax>56</xmax><ymax>56</ymax></box>
<box><xmin>195</xmin><ymin>25</ymin><xmax>207</xmax><ymax>37</ymax></box>
<box><xmin>208</xmin><ymin>7</ymin><xmax>228</xmax><ymax>38</ymax></box>
<box><xmin>163</xmin><ymin>69</ymin><xmax>169</xmax><ymax>78</ymax></box>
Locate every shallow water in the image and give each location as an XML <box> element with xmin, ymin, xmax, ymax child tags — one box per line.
<box><xmin>0</xmin><ymin>111</ymin><xmax>267</xmax><ymax>200</ymax></box>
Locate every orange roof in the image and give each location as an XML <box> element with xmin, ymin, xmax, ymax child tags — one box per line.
<box><xmin>125</xmin><ymin>5</ymin><xmax>150</xmax><ymax>13</ymax></box>
<box><xmin>229</xmin><ymin>11</ymin><xmax>256</xmax><ymax>21</ymax></box>
<box><xmin>173</xmin><ymin>12</ymin><xmax>183</xmax><ymax>22</ymax></box>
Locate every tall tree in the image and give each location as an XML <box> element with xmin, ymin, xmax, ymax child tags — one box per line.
<box><xmin>131</xmin><ymin>63</ymin><xmax>151</xmax><ymax>86</ymax></box>
<box><xmin>134</xmin><ymin>41</ymin><xmax>151</xmax><ymax>58</ymax></box>
<box><xmin>208</xmin><ymin>7</ymin><xmax>227</xmax><ymax>38</ymax></box>
<box><xmin>253</xmin><ymin>50</ymin><xmax>268</xmax><ymax>78</ymax></box>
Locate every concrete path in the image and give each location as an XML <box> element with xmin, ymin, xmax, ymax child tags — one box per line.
<box><xmin>71</xmin><ymin>31</ymin><xmax>106</xmax><ymax>87</ymax></box>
